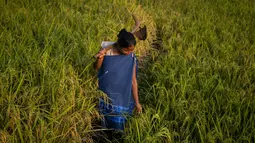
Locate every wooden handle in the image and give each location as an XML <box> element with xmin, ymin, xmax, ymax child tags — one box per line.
<box><xmin>94</xmin><ymin>46</ymin><xmax>114</xmax><ymax>59</ymax></box>
<box><xmin>131</xmin><ymin>14</ymin><xmax>141</xmax><ymax>34</ymax></box>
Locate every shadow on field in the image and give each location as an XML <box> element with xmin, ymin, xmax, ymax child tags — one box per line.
<box><xmin>138</xmin><ymin>26</ymin><xmax>164</xmax><ymax>105</ymax></box>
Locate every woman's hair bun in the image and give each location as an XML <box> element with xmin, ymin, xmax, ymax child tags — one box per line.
<box><xmin>117</xmin><ymin>28</ymin><xmax>136</xmax><ymax>48</ymax></box>
<box><xmin>117</xmin><ymin>29</ymin><xmax>127</xmax><ymax>38</ymax></box>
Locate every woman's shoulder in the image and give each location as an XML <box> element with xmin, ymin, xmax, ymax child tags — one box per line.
<box><xmin>101</xmin><ymin>41</ymin><xmax>117</xmax><ymax>56</ymax></box>
<box><xmin>101</xmin><ymin>41</ymin><xmax>115</xmax><ymax>49</ymax></box>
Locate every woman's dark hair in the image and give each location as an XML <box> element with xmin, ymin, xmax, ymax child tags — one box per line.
<box><xmin>117</xmin><ymin>29</ymin><xmax>136</xmax><ymax>48</ymax></box>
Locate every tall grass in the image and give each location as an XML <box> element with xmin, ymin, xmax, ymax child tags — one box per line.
<box><xmin>1</xmin><ymin>0</ymin><xmax>255</xmax><ymax>142</ymax></box>
<box><xmin>126</xmin><ymin>0</ymin><xmax>255</xmax><ymax>142</ymax></box>
<box><xmin>0</xmin><ymin>1</ymin><xmax>101</xmax><ymax>141</ymax></box>
<box><xmin>0</xmin><ymin>0</ymin><xmax>154</xmax><ymax>142</ymax></box>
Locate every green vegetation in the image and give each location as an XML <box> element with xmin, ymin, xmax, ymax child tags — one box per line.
<box><xmin>1</xmin><ymin>0</ymin><xmax>254</xmax><ymax>142</ymax></box>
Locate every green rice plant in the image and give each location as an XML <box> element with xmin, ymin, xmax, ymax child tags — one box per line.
<box><xmin>125</xmin><ymin>0</ymin><xmax>255</xmax><ymax>142</ymax></box>
<box><xmin>1</xmin><ymin>0</ymin><xmax>255</xmax><ymax>142</ymax></box>
<box><xmin>0</xmin><ymin>0</ymin><xmax>155</xmax><ymax>142</ymax></box>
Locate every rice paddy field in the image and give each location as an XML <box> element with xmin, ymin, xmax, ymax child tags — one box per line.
<box><xmin>1</xmin><ymin>0</ymin><xmax>255</xmax><ymax>142</ymax></box>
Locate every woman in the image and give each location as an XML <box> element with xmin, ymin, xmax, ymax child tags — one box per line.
<box><xmin>94</xmin><ymin>29</ymin><xmax>142</xmax><ymax>132</ymax></box>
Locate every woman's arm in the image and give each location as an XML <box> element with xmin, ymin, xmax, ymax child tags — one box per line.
<box><xmin>93</xmin><ymin>45</ymin><xmax>114</xmax><ymax>71</ymax></box>
<box><xmin>93</xmin><ymin>48</ymin><xmax>107</xmax><ymax>71</ymax></box>
<box><xmin>93</xmin><ymin>56</ymin><xmax>104</xmax><ymax>71</ymax></box>
<box><xmin>132</xmin><ymin>63</ymin><xmax>142</xmax><ymax>113</ymax></box>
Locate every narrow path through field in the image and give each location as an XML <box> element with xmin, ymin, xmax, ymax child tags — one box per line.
<box><xmin>91</xmin><ymin>6</ymin><xmax>163</xmax><ymax>142</ymax></box>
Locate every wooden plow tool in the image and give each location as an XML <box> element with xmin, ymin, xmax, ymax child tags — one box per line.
<box><xmin>94</xmin><ymin>14</ymin><xmax>147</xmax><ymax>58</ymax></box>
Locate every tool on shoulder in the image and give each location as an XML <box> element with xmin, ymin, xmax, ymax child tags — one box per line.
<box><xmin>94</xmin><ymin>14</ymin><xmax>147</xmax><ymax>59</ymax></box>
<box><xmin>80</xmin><ymin>14</ymin><xmax>147</xmax><ymax>76</ymax></box>
<box><xmin>133</xmin><ymin>25</ymin><xmax>147</xmax><ymax>41</ymax></box>
<box><xmin>131</xmin><ymin>14</ymin><xmax>147</xmax><ymax>41</ymax></box>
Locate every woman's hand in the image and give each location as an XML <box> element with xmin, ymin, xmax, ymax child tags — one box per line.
<box><xmin>135</xmin><ymin>103</ymin><xmax>142</xmax><ymax>114</ymax></box>
<box><xmin>93</xmin><ymin>48</ymin><xmax>107</xmax><ymax>71</ymax></box>
<box><xmin>94</xmin><ymin>48</ymin><xmax>106</xmax><ymax>59</ymax></box>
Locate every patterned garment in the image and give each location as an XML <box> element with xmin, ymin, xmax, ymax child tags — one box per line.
<box><xmin>99</xmin><ymin>99</ymin><xmax>135</xmax><ymax>130</ymax></box>
<box><xmin>98</xmin><ymin>50</ymin><xmax>137</xmax><ymax>130</ymax></box>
